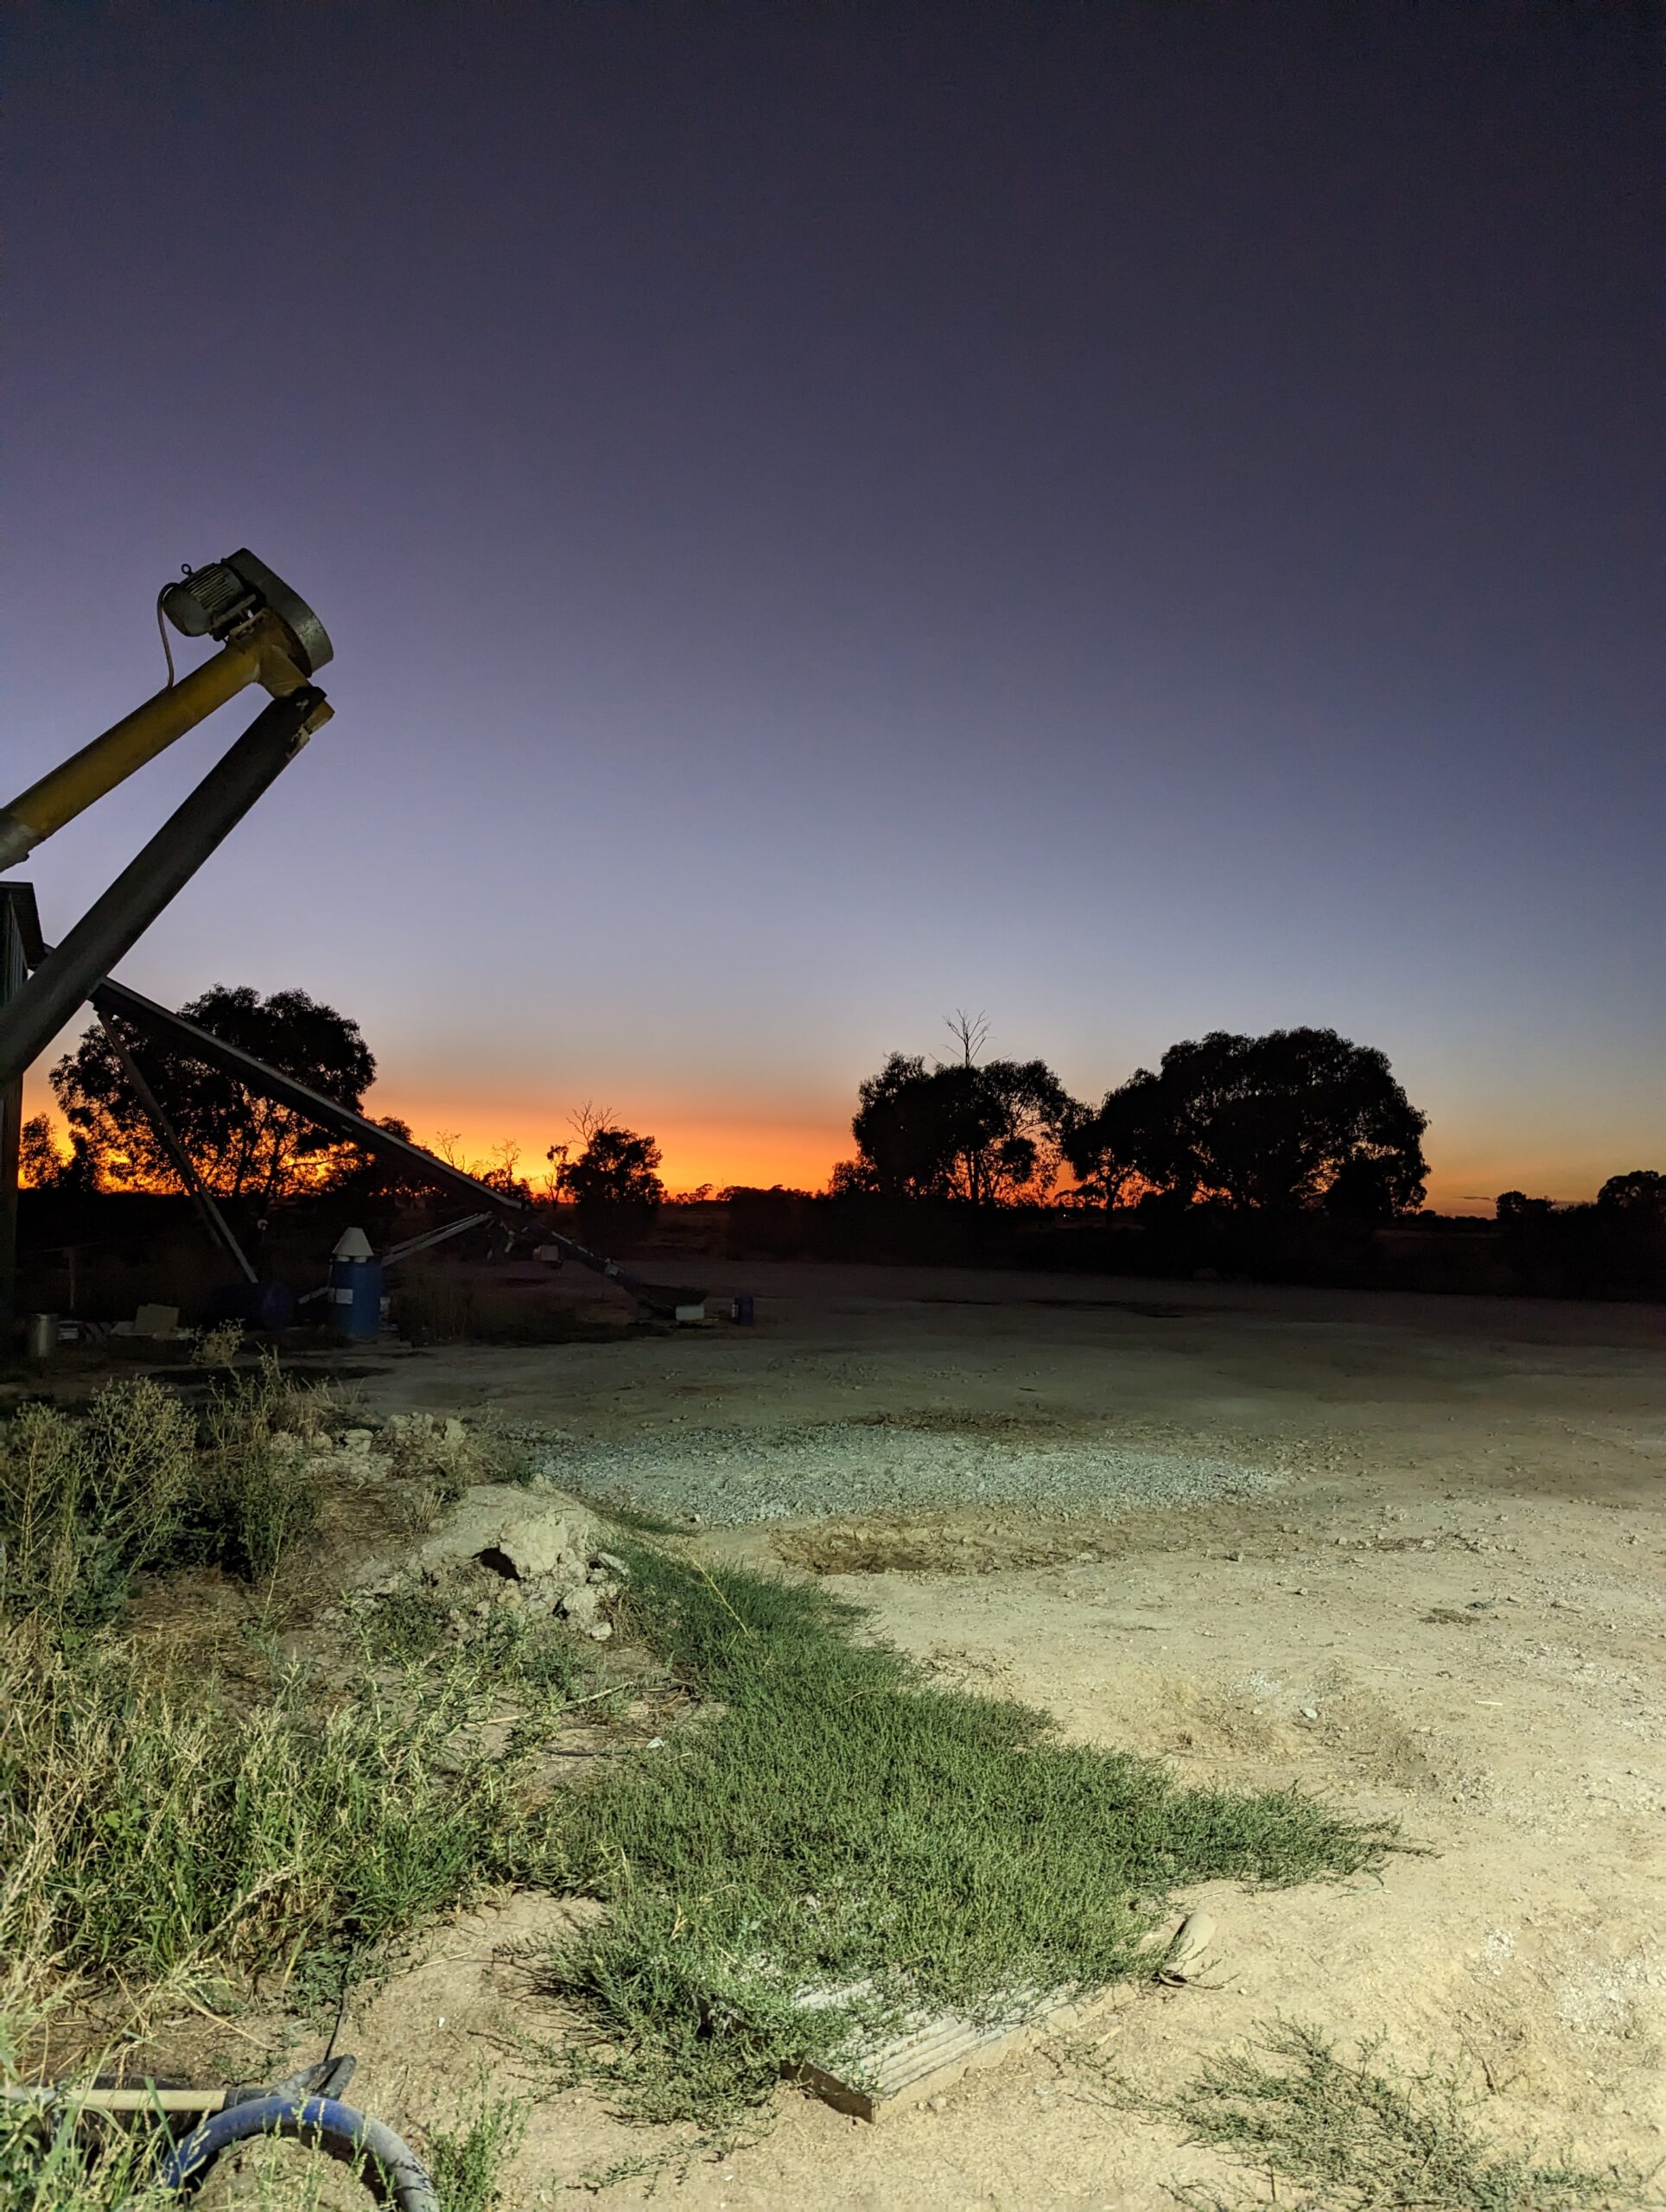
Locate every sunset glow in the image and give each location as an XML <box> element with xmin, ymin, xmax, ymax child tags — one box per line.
<box><xmin>5</xmin><ymin>9</ymin><xmax>1658</xmax><ymax>1237</ymax></box>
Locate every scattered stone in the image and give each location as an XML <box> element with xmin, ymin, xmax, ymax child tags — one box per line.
<box><xmin>1160</xmin><ymin>1910</ymin><xmax>1218</xmax><ymax>1983</ymax></box>
<box><xmin>534</xmin><ymin>1423</ymin><xmax>1277</xmax><ymax>1528</ymax></box>
<box><xmin>594</xmin><ymin>1549</ymin><xmax>630</xmax><ymax>1579</ymax></box>
<box><xmin>1299</xmin><ymin>1705</ymin><xmax>1319</xmax><ymax>1720</ymax></box>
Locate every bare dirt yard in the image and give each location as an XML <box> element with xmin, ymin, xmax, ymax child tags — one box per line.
<box><xmin>322</xmin><ymin>1262</ymin><xmax>1666</xmax><ymax>2209</ymax></box>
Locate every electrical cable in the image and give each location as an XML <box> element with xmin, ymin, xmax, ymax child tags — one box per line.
<box><xmin>155</xmin><ymin>588</ymin><xmax>176</xmax><ymax>690</ymax></box>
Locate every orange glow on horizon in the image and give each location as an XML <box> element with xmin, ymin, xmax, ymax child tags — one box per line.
<box><xmin>376</xmin><ymin>1097</ymin><xmax>852</xmax><ymax>1195</ymax></box>
<box><xmin>15</xmin><ymin>1073</ymin><xmax>1607</xmax><ymax>1216</ymax></box>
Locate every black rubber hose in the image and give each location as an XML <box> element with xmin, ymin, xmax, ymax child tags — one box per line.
<box><xmin>156</xmin><ymin>2094</ymin><xmax>438</xmax><ymax>2209</ymax></box>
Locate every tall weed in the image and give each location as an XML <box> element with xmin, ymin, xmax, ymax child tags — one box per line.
<box><xmin>0</xmin><ymin>1382</ymin><xmax>198</xmax><ymax>1637</ymax></box>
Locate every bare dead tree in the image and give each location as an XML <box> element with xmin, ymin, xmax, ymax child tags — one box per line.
<box><xmin>944</xmin><ymin>1009</ymin><xmax>989</xmax><ymax>1068</ymax></box>
<box><xmin>568</xmin><ymin>1098</ymin><xmax>615</xmax><ymax>1147</ymax></box>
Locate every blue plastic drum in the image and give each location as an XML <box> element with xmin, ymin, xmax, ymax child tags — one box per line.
<box><xmin>328</xmin><ymin>1254</ymin><xmax>384</xmax><ymax>1340</ymax></box>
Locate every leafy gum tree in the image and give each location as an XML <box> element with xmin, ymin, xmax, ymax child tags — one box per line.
<box><xmin>51</xmin><ymin>986</ymin><xmax>375</xmax><ymax>1205</ymax></box>
<box><xmin>833</xmin><ymin>1032</ymin><xmax>1075</xmax><ymax>1207</ymax></box>
<box><xmin>1066</xmin><ymin>1027</ymin><xmax>1428</xmax><ymax>1219</ymax></box>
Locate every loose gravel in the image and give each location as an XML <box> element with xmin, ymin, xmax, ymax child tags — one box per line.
<box><xmin>536</xmin><ymin>1420</ymin><xmax>1279</xmax><ymax>1527</ymax></box>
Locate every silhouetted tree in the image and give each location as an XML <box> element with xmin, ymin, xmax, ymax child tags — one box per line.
<box><xmin>326</xmin><ymin>1116</ymin><xmax>437</xmax><ymax>1205</ymax></box>
<box><xmin>1068</xmin><ymin>1028</ymin><xmax>1427</xmax><ymax>1218</ymax></box>
<box><xmin>51</xmin><ymin>986</ymin><xmax>375</xmax><ymax>1205</ymax></box>
<box><xmin>558</xmin><ymin>1124</ymin><xmax>664</xmax><ymax>1225</ymax></box>
<box><xmin>836</xmin><ymin>1039</ymin><xmax>1074</xmax><ymax>1206</ymax></box>
<box><xmin>17</xmin><ymin>1115</ymin><xmax>66</xmax><ymax>1190</ymax></box>
<box><xmin>1495</xmin><ymin>1191</ymin><xmax>1555</xmax><ymax>1220</ymax></box>
<box><xmin>1596</xmin><ymin>1169</ymin><xmax>1666</xmax><ymax>1219</ymax></box>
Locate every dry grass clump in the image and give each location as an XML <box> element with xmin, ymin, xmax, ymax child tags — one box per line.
<box><xmin>0</xmin><ymin>1626</ymin><xmax>540</xmax><ymax>2012</ymax></box>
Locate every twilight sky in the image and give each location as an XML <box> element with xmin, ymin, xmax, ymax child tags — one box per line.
<box><xmin>3</xmin><ymin>3</ymin><xmax>1661</xmax><ymax>1208</ymax></box>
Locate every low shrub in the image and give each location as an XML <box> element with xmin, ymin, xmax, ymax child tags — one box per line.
<box><xmin>1093</xmin><ymin>2018</ymin><xmax>1658</xmax><ymax>2210</ymax></box>
<box><xmin>0</xmin><ymin>1362</ymin><xmax>347</xmax><ymax>1635</ymax></box>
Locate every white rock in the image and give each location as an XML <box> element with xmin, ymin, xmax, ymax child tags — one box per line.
<box><xmin>560</xmin><ymin>1586</ymin><xmax>614</xmax><ymax>1641</ymax></box>
<box><xmin>1162</xmin><ymin>1910</ymin><xmax>1218</xmax><ymax>1981</ymax></box>
<box><xmin>387</xmin><ymin>1484</ymin><xmax>602</xmax><ymax>1585</ymax></box>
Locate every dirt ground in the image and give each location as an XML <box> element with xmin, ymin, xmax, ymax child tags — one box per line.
<box><xmin>318</xmin><ymin>1262</ymin><xmax>1666</xmax><ymax>2207</ymax></box>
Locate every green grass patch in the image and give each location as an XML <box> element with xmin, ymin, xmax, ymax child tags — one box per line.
<box><xmin>1097</xmin><ymin>2020</ymin><xmax>1662</xmax><ymax>2210</ymax></box>
<box><xmin>537</xmin><ymin>1549</ymin><xmax>1399</xmax><ymax>2129</ymax></box>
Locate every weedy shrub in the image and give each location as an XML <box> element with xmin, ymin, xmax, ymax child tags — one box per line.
<box><xmin>538</xmin><ymin>1550</ymin><xmax>1402</xmax><ymax>2130</ymax></box>
<box><xmin>424</xmin><ymin>2091</ymin><xmax>528</xmax><ymax>2212</ymax></box>
<box><xmin>1091</xmin><ymin>2019</ymin><xmax>1660</xmax><ymax>2210</ymax></box>
<box><xmin>189</xmin><ymin>1320</ymin><xmax>245</xmax><ymax>1370</ymax></box>
<box><xmin>383</xmin><ymin>1412</ymin><xmax>483</xmax><ymax>1503</ymax></box>
<box><xmin>379</xmin><ymin>1408</ymin><xmax>545</xmax><ymax>1499</ymax></box>
<box><xmin>0</xmin><ymin>1381</ymin><xmax>199</xmax><ymax>1638</ymax></box>
<box><xmin>193</xmin><ymin>1372</ymin><xmax>322</xmax><ymax>1579</ymax></box>
<box><xmin>0</xmin><ymin>1360</ymin><xmax>349</xmax><ymax>1631</ymax></box>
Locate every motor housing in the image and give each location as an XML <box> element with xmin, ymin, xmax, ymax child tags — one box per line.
<box><xmin>161</xmin><ymin>549</ymin><xmax>333</xmax><ymax>676</ymax></box>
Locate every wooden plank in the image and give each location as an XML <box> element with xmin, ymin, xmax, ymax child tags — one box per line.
<box><xmin>790</xmin><ymin>1984</ymin><xmax>1119</xmax><ymax>2121</ymax></box>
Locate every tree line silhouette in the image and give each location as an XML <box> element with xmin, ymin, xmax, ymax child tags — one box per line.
<box><xmin>832</xmin><ymin>1014</ymin><xmax>1428</xmax><ymax>1223</ymax></box>
<box><xmin>18</xmin><ymin>988</ymin><xmax>1665</xmax><ymax>1296</ymax></box>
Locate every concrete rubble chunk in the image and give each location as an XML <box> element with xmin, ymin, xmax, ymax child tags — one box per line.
<box><xmin>560</xmin><ymin>1582</ymin><xmax>614</xmax><ymax>1639</ymax></box>
<box><xmin>379</xmin><ymin>1483</ymin><xmax>604</xmax><ymax>1586</ymax></box>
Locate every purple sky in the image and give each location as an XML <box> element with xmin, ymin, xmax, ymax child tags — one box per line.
<box><xmin>4</xmin><ymin>3</ymin><xmax>1661</xmax><ymax>1205</ymax></box>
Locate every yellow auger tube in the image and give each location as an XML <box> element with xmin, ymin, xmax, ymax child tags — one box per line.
<box><xmin>0</xmin><ymin>607</ymin><xmax>306</xmax><ymax>871</ymax></box>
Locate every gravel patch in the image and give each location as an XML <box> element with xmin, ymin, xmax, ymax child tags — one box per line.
<box><xmin>535</xmin><ymin>1421</ymin><xmax>1279</xmax><ymax>1526</ymax></box>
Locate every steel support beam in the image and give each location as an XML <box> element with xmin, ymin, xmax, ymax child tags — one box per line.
<box><xmin>0</xmin><ymin>688</ymin><xmax>331</xmax><ymax>1092</ymax></box>
<box><xmin>87</xmin><ymin>978</ymin><xmax>694</xmax><ymax>1315</ymax></box>
<box><xmin>94</xmin><ymin>1010</ymin><xmax>258</xmax><ymax>1285</ymax></box>
<box><xmin>0</xmin><ymin>885</ymin><xmax>29</xmax><ymax>1338</ymax></box>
